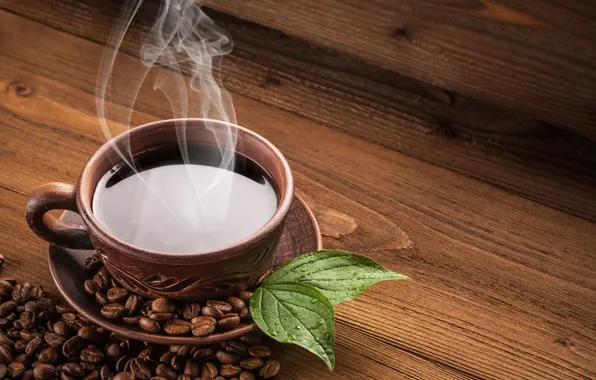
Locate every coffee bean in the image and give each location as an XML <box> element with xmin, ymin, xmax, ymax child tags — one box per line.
<box><xmin>37</xmin><ymin>347</ymin><xmax>59</xmax><ymax>364</ymax></box>
<box><xmin>62</xmin><ymin>363</ymin><xmax>85</xmax><ymax>377</ymax></box>
<box><xmin>176</xmin><ymin>375</ymin><xmax>190</xmax><ymax>380</ymax></box>
<box><xmin>200</xmin><ymin>362</ymin><xmax>218</xmax><ymax>380</ymax></box>
<box><xmin>181</xmin><ymin>304</ymin><xmax>200</xmax><ymax>321</ymax></box>
<box><xmin>0</xmin><ymin>332</ymin><xmax>14</xmax><ymax>346</ymax></box>
<box><xmin>8</xmin><ymin>361</ymin><xmax>26</xmax><ymax>378</ymax></box>
<box><xmin>0</xmin><ymin>301</ymin><xmax>17</xmax><ymax>317</ymax></box>
<box><xmin>239</xmin><ymin>358</ymin><xmax>262</xmax><ymax>371</ymax></box>
<box><xmin>149</xmin><ymin>377</ymin><xmax>167</xmax><ymax>380</ymax></box>
<box><xmin>99</xmin><ymin>365</ymin><xmax>113</xmax><ymax>380</ymax></box>
<box><xmin>219</xmin><ymin>364</ymin><xmax>241</xmax><ymax>378</ymax></box>
<box><xmin>13</xmin><ymin>320</ymin><xmax>23</xmax><ymax>330</ymax></box>
<box><xmin>5</xmin><ymin>328</ymin><xmax>19</xmax><ymax>342</ymax></box>
<box><xmin>14</xmin><ymin>354</ymin><xmax>30</xmax><ymax>367</ymax></box>
<box><xmin>215</xmin><ymin>351</ymin><xmax>239</xmax><ymax>365</ymax></box>
<box><xmin>192</xmin><ymin>348</ymin><xmax>215</xmax><ymax>361</ymax></box>
<box><xmin>24</xmin><ymin>301</ymin><xmax>39</xmax><ymax>314</ymax></box>
<box><xmin>122</xmin><ymin>316</ymin><xmax>141</xmax><ymax>325</ymax></box>
<box><xmin>130</xmin><ymin>358</ymin><xmax>152</xmax><ymax>380</ymax></box>
<box><xmin>113</xmin><ymin>372</ymin><xmax>134</xmax><ymax>380</ymax></box>
<box><xmin>78</xmin><ymin>327</ymin><xmax>108</xmax><ymax>343</ymax></box>
<box><xmin>93</xmin><ymin>268</ymin><xmax>111</xmax><ymax>291</ymax></box>
<box><xmin>63</xmin><ymin>336</ymin><xmax>86</xmax><ymax>360</ymax></box>
<box><xmin>25</xmin><ymin>336</ymin><xmax>43</xmax><ymax>356</ymax></box>
<box><xmin>81</xmin><ymin>347</ymin><xmax>104</xmax><ymax>364</ymax></box>
<box><xmin>149</xmin><ymin>313</ymin><xmax>173</xmax><ymax>323</ymax></box>
<box><xmin>84</xmin><ymin>256</ymin><xmax>103</xmax><ymax>273</ymax></box>
<box><xmin>225</xmin><ymin>342</ymin><xmax>247</xmax><ymax>358</ymax></box>
<box><xmin>101</xmin><ymin>304</ymin><xmax>125</xmax><ymax>320</ymax></box>
<box><xmin>163</xmin><ymin>320</ymin><xmax>191</xmax><ymax>336</ymax></box>
<box><xmin>0</xmin><ymin>344</ymin><xmax>13</xmax><ymax>364</ymax></box>
<box><xmin>218</xmin><ymin>314</ymin><xmax>240</xmax><ymax>330</ymax></box>
<box><xmin>37</xmin><ymin>311</ymin><xmax>60</xmax><ymax>322</ymax></box>
<box><xmin>190</xmin><ymin>316</ymin><xmax>217</xmax><ymax>326</ymax></box>
<box><xmin>37</xmin><ymin>298</ymin><xmax>55</xmax><ymax>312</ymax></box>
<box><xmin>169</xmin><ymin>346</ymin><xmax>182</xmax><ymax>354</ymax></box>
<box><xmin>104</xmin><ymin>343</ymin><xmax>122</xmax><ymax>360</ymax></box>
<box><xmin>138</xmin><ymin>318</ymin><xmax>160</xmax><ymax>333</ymax></box>
<box><xmin>170</xmin><ymin>355</ymin><xmax>185</xmax><ymax>372</ymax></box>
<box><xmin>61</xmin><ymin>372</ymin><xmax>76</xmax><ymax>380</ymax></box>
<box><xmin>85</xmin><ymin>370</ymin><xmax>101</xmax><ymax>380</ymax></box>
<box><xmin>239</xmin><ymin>371</ymin><xmax>255</xmax><ymax>380</ymax></box>
<box><xmin>182</xmin><ymin>359</ymin><xmax>198</xmax><ymax>377</ymax></box>
<box><xmin>0</xmin><ymin>364</ymin><xmax>6</xmax><ymax>379</ymax></box>
<box><xmin>44</xmin><ymin>332</ymin><xmax>67</xmax><ymax>348</ymax></box>
<box><xmin>155</xmin><ymin>364</ymin><xmax>176</xmax><ymax>380</ymax></box>
<box><xmin>15</xmin><ymin>340</ymin><xmax>28</xmax><ymax>353</ymax></box>
<box><xmin>61</xmin><ymin>313</ymin><xmax>77</xmax><ymax>324</ymax></box>
<box><xmin>53</xmin><ymin>321</ymin><xmax>74</xmax><ymax>338</ymax></box>
<box><xmin>236</xmin><ymin>291</ymin><xmax>253</xmax><ymax>304</ymax></box>
<box><xmin>226</xmin><ymin>297</ymin><xmax>245</xmax><ymax>313</ymax></box>
<box><xmin>107</xmin><ymin>289</ymin><xmax>128</xmax><ymax>304</ymax></box>
<box><xmin>151</xmin><ymin>299</ymin><xmax>175</xmax><ymax>314</ymax></box>
<box><xmin>84</xmin><ymin>281</ymin><xmax>98</xmax><ymax>297</ymax></box>
<box><xmin>21</xmin><ymin>331</ymin><xmax>43</xmax><ymax>343</ymax></box>
<box><xmin>124</xmin><ymin>296</ymin><xmax>142</xmax><ymax>316</ymax></box>
<box><xmin>177</xmin><ymin>346</ymin><xmax>192</xmax><ymax>357</ymax></box>
<box><xmin>247</xmin><ymin>345</ymin><xmax>270</xmax><ymax>358</ymax></box>
<box><xmin>33</xmin><ymin>363</ymin><xmax>55</xmax><ymax>380</ymax></box>
<box><xmin>238</xmin><ymin>308</ymin><xmax>250</xmax><ymax>320</ymax></box>
<box><xmin>259</xmin><ymin>360</ymin><xmax>280</xmax><ymax>379</ymax></box>
<box><xmin>141</xmin><ymin>301</ymin><xmax>153</xmax><ymax>317</ymax></box>
<box><xmin>205</xmin><ymin>301</ymin><xmax>232</xmax><ymax>314</ymax></box>
<box><xmin>115</xmin><ymin>356</ymin><xmax>131</xmax><ymax>373</ymax></box>
<box><xmin>213</xmin><ymin>377</ymin><xmax>225</xmax><ymax>380</ymax></box>
<box><xmin>190</xmin><ymin>322</ymin><xmax>215</xmax><ymax>337</ymax></box>
<box><xmin>137</xmin><ymin>348</ymin><xmax>153</xmax><ymax>361</ymax></box>
<box><xmin>94</xmin><ymin>292</ymin><xmax>108</xmax><ymax>307</ymax></box>
<box><xmin>200</xmin><ymin>307</ymin><xmax>223</xmax><ymax>320</ymax></box>
<box><xmin>20</xmin><ymin>311</ymin><xmax>35</xmax><ymax>330</ymax></box>
<box><xmin>0</xmin><ymin>281</ymin><xmax>14</xmax><ymax>298</ymax></box>
<box><xmin>30</xmin><ymin>286</ymin><xmax>46</xmax><ymax>300</ymax></box>
<box><xmin>12</xmin><ymin>283</ymin><xmax>32</xmax><ymax>303</ymax></box>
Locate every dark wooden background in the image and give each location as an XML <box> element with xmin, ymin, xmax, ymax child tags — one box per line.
<box><xmin>0</xmin><ymin>0</ymin><xmax>595</xmax><ymax>378</ymax></box>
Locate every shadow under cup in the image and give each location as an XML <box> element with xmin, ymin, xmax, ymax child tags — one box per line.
<box><xmin>27</xmin><ymin>119</ymin><xmax>294</xmax><ymax>301</ymax></box>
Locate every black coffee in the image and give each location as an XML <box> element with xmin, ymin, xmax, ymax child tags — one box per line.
<box><xmin>92</xmin><ymin>145</ymin><xmax>278</xmax><ymax>253</ymax></box>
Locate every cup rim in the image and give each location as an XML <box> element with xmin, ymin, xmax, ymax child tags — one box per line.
<box><xmin>77</xmin><ymin>118</ymin><xmax>294</xmax><ymax>264</ymax></box>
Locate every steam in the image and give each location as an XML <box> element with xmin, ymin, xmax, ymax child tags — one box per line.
<box><xmin>95</xmin><ymin>0</ymin><xmax>238</xmax><ymax>249</ymax></box>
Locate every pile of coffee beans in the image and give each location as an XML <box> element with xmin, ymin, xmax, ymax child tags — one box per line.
<box><xmin>83</xmin><ymin>255</ymin><xmax>253</xmax><ymax>337</ymax></box>
<box><xmin>0</xmin><ymin>278</ymin><xmax>280</xmax><ymax>379</ymax></box>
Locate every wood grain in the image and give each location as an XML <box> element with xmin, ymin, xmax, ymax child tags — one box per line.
<box><xmin>1</xmin><ymin>9</ymin><xmax>595</xmax><ymax>379</ymax></box>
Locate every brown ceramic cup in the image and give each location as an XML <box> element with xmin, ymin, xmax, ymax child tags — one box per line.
<box><xmin>26</xmin><ymin>118</ymin><xmax>294</xmax><ymax>301</ymax></box>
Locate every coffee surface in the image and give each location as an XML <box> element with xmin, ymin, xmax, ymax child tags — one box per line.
<box><xmin>92</xmin><ymin>145</ymin><xmax>277</xmax><ymax>253</ymax></box>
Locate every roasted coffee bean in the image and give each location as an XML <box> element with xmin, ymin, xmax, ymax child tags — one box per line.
<box><xmin>0</xmin><ymin>281</ymin><xmax>14</xmax><ymax>298</ymax></box>
<box><xmin>169</xmin><ymin>346</ymin><xmax>182</xmax><ymax>354</ymax></box>
<box><xmin>61</xmin><ymin>372</ymin><xmax>76</xmax><ymax>380</ymax></box>
<box><xmin>14</xmin><ymin>354</ymin><xmax>30</xmax><ymax>367</ymax></box>
<box><xmin>115</xmin><ymin>356</ymin><xmax>130</xmax><ymax>373</ymax></box>
<box><xmin>149</xmin><ymin>313</ymin><xmax>173</xmax><ymax>323</ymax></box>
<box><xmin>151</xmin><ymin>299</ymin><xmax>175</xmax><ymax>314</ymax></box>
<box><xmin>238</xmin><ymin>371</ymin><xmax>255</xmax><ymax>380</ymax></box>
<box><xmin>21</xmin><ymin>331</ymin><xmax>43</xmax><ymax>342</ymax></box>
<box><xmin>94</xmin><ymin>292</ymin><xmax>108</xmax><ymax>307</ymax></box>
<box><xmin>37</xmin><ymin>311</ymin><xmax>60</xmax><ymax>322</ymax></box>
<box><xmin>141</xmin><ymin>301</ymin><xmax>153</xmax><ymax>317</ymax></box>
<box><xmin>156</xmin><ymin>352</ymin><xmax>173</xmax><ymax>366</ymax></box>
<box><xmin>0</xmin><ymin>318</ymin><xmax>11</xmax><ymax>328</ymax></box>
<box><xmin>0</xmin><ymin>344</ymin><xmax>13</xmax><ymax>364</ymax></box>
<box><xmin>109</xmin><ymin>278</ymin><xmax>120</xmax><ymax>289</ymax></box>
<box><xmin>219</xmin><ymin>364</ymin><xmax>241</xmax><ymax>378</ymax></box>
<box><xmin>155</xmin><ymin>364</ymin><xmax>176</xmax><ymax>380</ymax></box>
<box><xmin>13</xmin><ymin>320</ymin><xmax>23</xmax><ymax>330</ymax></box>
<box><xmin>12</xmin><ymin>283</ymin><xmax>32</xmax><ymax>303</ymax></box>
<box><xmin>149</xmin><ymin>377</ymin><xmax>167</xmax><ymax>380</ymax></box>
<box><xmin>63</xmin><ymin>336</ymin><xmax>86</xmax><ymax>360</ymax></box>
<box><xmin>238</xmin><ymin>358</ymin><xmax>262</xmax><ymax>371</ymax></box>
<box><xmin>107</xmin><ymin>289</ymin><xmax>128</xmax><ymax>304</ymax></box>
<box><xmin>213</xmin><ymin>377</ymin><xmax>225</xmax><ymax>380</ymax></box>
<box><xmin>83</xmin><ymin>370</ymin><xmax>100</xmax><ymax>380</ymax></box>
<box><xmin>53</xmin><ymin>321</ymin><xmax>74</xmax><ymax>338</ymax></box>
<box><xmin>104</xmin><ymin>343</ymin><xmax>122</xmax><ymax>360</ymax></box>
<box><xmin>24</xmin><ymin>301</ymin><xmax>39</xmax><ymax>314</ymax></box>
<box><xmin>236</xmin><ymin>291</ymin><xmax>252</xmax><ymax>305</ymax></box>
<box><xmin>30</xmin><ymin>287</ymin><xmax>46</xmax><ymax>300</ymax></box>
<box><xmin>33</xmin><ymin>363</ymin><xmax>56</xmax><ymax>380</ymax></box>
<box><xmin>122</xmin><ymin>316</ymin><xmax>142</xmax><ymax>325</ymax></box>
<box><xmin>37</xmin><ymin>298</ymin><xmax>54</xmax><ymax>312</ymax></box>
<box><xmin>0</xmin><ymin>364</ymin><xmax>6</xmax><ymax>379</ymax></box>
<box><xmin>4</xmin><ymin>327</ymin><xmax>17</xmax><ymax>340</ymax></box>
<box><xmin>112</xmin><ymin>373</ymin><xmax>134</xmax><ymax>380</ymax></box>
<box><xmin>238</xmin><ymin>308</ymin><xmax>249</xmax><ymax>320</ymax></box>
<box><xmin>93</xmin><ymin>268</ymin><xmax>111</xmax><ymax>291</ymax></box>
<box><xmin>124</xmin><ymin>295</ymin><xmax>142</xmax><ymax>316</ymax></box>
<box><xmin>192</xmin><ymin>348</ymin><xmax>215</xmax><ymax>361</ymax></box>
<box><xmin>176</xmin><ymin>375</ymin><xmax>190</xmax><ymax>380</ymax></box>
<box><xmin>0</xmin><ymin>301</ymin><xmax>17</xmax><ymax>317</ymax></box>
<box><xmin>218</xmin><ymin>314</ymin><xmax>240</xmax><ymax>330</ymax></box>
<box><xmin>0</xmin><ymin>332</ymin><xmax>13</xmax><ymax>346</ymax></box>
<box><xmin>101</xmin><ymin>304</ymin><xmax>125</xmax><ymax>320</ymax></box>
<box><xmin>247</xmin><ymin>345</ymin><xmax>270</xmax><ymax>358</ymax></box>
<box><xmin>163</xmin><ymin>320</ymin><xmax>191</xmax><ymax>336</ymax></box>
<box><xmin>84</xmin><ymin>256</ymin><xmax>103</xmax><ymax>273</ymax></box>
<box><xmin>37</xmin><ymin>347</ymin><xmax>59</xmax><ymax>364</ymax></box>
<box><xmin>182</xmin><ymin>359</ymin><xmax>198</xmax><ymax>377</ymax></box>
<box><xmin>62</xmin><ymin>363</ymin><xmax>85</xmax><ymax>378</ymax></box>
<box><xmin>61</xmin><ymin>313</ymin><xmax>77</xmax><ymax>324</ymax></box>
<box><xmin>226</xmin><ymin>297</ymin><xmax>245</xmax><ymax>313</ymax></box>
<box><xmin>44</xmin><ymin>332</ymin><xmax>67</xmax><ymax>348</ymax></box>
<box><xmin>205</xmin><ymin>301</ymin><xmax>232</xmax><ymax>314</ymax></box>
<box><xmin>225</xmin><ymin>342</ymin><xmax>247</xmax><ymax>358</ymax></box>
<box><xmin>99</xmin><ymin>365</ymin><xmax>113</xmax><ymax>380</ymax></box>
<box><xmin>200</xmin><ymin>363</ymin><xmax>218</xmax><ymax>380</ymax></box>
<box><xmin>16</xmin><ymin>305</ymin><xmax>25</xmax><ymax>313</ymax></box>
<box><xmin>81</xmin><ymin>347</ymin><xmax>104</xmax><ymax>364</ymax></box>
<box><xmin>25</xmin><ymin>336</ymin><xmax>43</xmax><ymax>356</ymax></box>
<box><xmin>190</xmin><ymin>322</ymin><xmax>215</xmax><ymax>337</ymax></box>
<box><xmin>15</xmin><ymin>339</ymin><xmax>28</xmax><ymax>353</ymax></box>
<box><xmin>8</xmin><ymin>361</ymin><xmax>26</xmax><ymax>378</ymax></box>
<box><xmin>138</xmin><ymin>318</ymin><xmax>160</xmax><ymax>333</ymax></box>
<box><xmin>181</xmin><ymin>304</ymin><xmax>200</xmax><ymax>321</ymax></box>
<box><xmin>130</xmin><ymin>358</ymin><xmax>152</xmax><ymax>380</ymax></box>
<box><xmin>20</xmin><ymin>311</ymin><xmax>35</xmax><ymax>330</ymax></box>
<box><xmin>170</xmin><ymin>355</ymin><xmax>185</xmax><ymax>372</ymax></box>
<box><xmin>200</xmin><ymin>307</ymin><xmax>223</xmax><ymax>320</ymax></box>
<box><xmin>190</xmin><ymin>316</ymin><xmax>217</xmax><ymax>326</ymax></box>
<box><xmin>259</xmin><ymin>360</ymin><xmax>280</xmax><ymax>379</ymax></box>
<box><xmin>177</xmin><ymin>346</ymin><xmax>192</xmax><ymax>357</ymax></box>
<box><xmin>84</xmin><ymin>281</ymin><xmax>98</xmax><ymax>296</ymax></box>
<box><xmin>215</xmin><ymin>351</ymin><xmax>239</xmax><ymax>365</ymax></box>
<box><xmin>78</xmin><ymin>327</ymin><xmax>108</xmax><ymax>343</ymax></box>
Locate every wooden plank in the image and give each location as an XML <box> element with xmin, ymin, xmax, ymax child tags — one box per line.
<box><xmin>1</xmin><ymin>11</ymin><xmax>595</xmax><ymax>378</ymax></box>
<box><xmin>2</xmin><ymin>0</ymin><xmax>596</xmax><ymax>226</ymax></box>
<box><xmin>200</xmin><ymin>0</ymin><xmax>596</xmax><ymax>140</ymax></box>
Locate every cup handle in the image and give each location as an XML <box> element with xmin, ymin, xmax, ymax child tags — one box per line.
<box><xmin>26</xmin><ymin>182</ymin><xmax>94</xmax><ymax>249</ymax></box>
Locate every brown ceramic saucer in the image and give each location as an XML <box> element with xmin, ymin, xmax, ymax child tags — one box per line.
<box><xmin>48</xmin><ymin>195</ymin><xmax>322</xmax><ymax>345</ymax></box>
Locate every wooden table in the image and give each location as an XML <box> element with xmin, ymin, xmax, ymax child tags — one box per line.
<box><xmin>1</xmin><ymin>1</ymin><xmax>595</xmax><ymax>378</ymax></box>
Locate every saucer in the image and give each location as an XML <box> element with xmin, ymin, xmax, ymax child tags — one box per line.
<box><xmin>48</xmin><ymin>195</ymin><xmax>322</xmax><ymax>345</ymax></box>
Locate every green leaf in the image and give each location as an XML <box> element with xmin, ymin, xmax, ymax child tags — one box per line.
<box><xmin>263</xmin><ymin>250</ymin><xmax>410</xmax><ymax>304</ymax></box>
<box><xmin>250</xmin><ymin>282</ymin><xmax>335</xmax><ymax>370</ymax></box>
